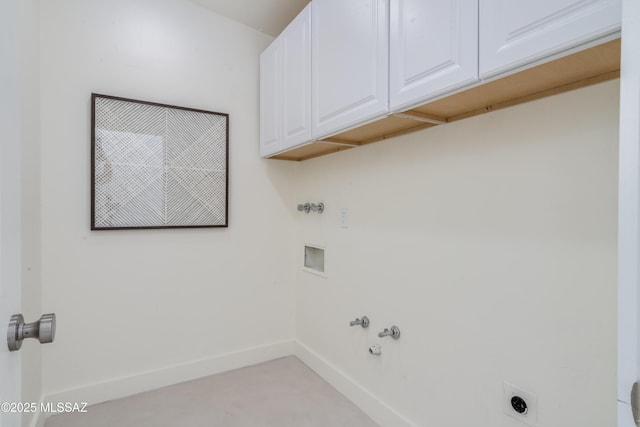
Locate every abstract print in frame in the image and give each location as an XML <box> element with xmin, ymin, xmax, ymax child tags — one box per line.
<box><xmin>91</xmin><ymin>94</ymin><xmax>229</xmax><ymax>230</ymax></box>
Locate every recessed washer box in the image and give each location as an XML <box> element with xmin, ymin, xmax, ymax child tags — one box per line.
<box><xmin>303</xmin><ymin>245</ymin><xmax>326</xmax><ymax>277</ymax></box>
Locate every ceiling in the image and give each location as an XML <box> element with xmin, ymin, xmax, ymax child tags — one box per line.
<box><xmin>190</xmin><ymin>0</ymin><xmax>310</xmax><ymax>37</ymax></box>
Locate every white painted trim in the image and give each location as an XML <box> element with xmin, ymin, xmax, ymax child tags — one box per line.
<box><xmin>294</xmin><ymin>340</ymin><xmax>418</xmax><ymax>427</ymax></box>
<box><xmin>618</xmin><ymin>0</ymin><xmax>640</xmax><ymax>424</ymax></box>
<box><xmin>29</xmin><ymin>403</ymin><xmax>44</xmax><ymax>427</ymax></box>
<box><xmin>619</xmin><ymin>400</ymin><xmax>636</xmax><ymax>427</ymax></box>
<box><xmin>33</xmin><ymin>340</ymin><xmax>294</xmax><ymax>427</ymax></box>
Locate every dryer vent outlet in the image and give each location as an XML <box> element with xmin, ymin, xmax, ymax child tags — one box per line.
<box><xmin>503</xmin><ymin>382</ymin><xmax>537</xmax><ymax>426</ymax></box>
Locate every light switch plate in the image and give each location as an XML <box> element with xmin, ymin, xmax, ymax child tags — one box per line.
<box><xmin>340</xmin><ymin>208</ymin><xmax>349</xmax><ymax>228</ymax></box>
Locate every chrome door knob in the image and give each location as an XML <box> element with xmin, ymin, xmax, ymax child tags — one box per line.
<box><xmin>7</xmin><ymin>313</ymin><xmax>56</xmax><ymax>351</ymax></box>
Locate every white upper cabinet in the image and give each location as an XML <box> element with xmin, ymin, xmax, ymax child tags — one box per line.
<box><xmin>260</xmin><ymin>4</ymin><xmax>311</xmax><ymax>158</ymax></box>
<box><xmin>389</xmin><ymin>0</ymin><xmax>479</xmax><ymax>112</ymax></box>
<box><xmin>312</xmin><ymin>0</ymin><xmax>389</xmax><ymax>139</ymax></box>
<box><xmin>282</xmin><ymin>4</ymin><xmax>312</xmax><ymax>149</ymax></box>
<box><xmin>259</xmin><ymin>38</ymin><xmax>282</xmax><ymax>157</ymax></box>
<box><xmin>261</xmin><ymin>0</ymin><xmax>621</xmax><ymax>161</ymax></box>
<box><xmin>480</xmin><ymin>0</ymin><xmax>621</xmax><ymax>79</ymax></box>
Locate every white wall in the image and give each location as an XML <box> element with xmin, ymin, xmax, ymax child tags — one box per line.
<box><xmin>39</xmin><ymin>0</ymin><xmax>298</xmax><ymax>402</ymax></box>
<box><xmin>294</xmin><ymin>81</ymin><xmax>619</xmax><ymax>427</ymax></box>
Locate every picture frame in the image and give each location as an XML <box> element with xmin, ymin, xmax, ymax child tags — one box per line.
<box><xmin>91</xmin><ymin>93</ymin><xmax>229</xmax><ymax>230</ymax></box>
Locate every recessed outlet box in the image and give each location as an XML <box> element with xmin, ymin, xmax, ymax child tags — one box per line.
<box><xmin>303</xmin><ymin>245</ymin><xmax>326</xmax><ymax>277</ymax></box>
<box><xmin>503</xmin><ymin>382</ymin><xmax>537</xmax><ymax>426</ymax></box>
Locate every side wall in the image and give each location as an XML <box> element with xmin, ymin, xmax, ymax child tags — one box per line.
<box><xmin>294</xmin><ymin>81</ymin><xmax>619</xmax><ymax>427</ymax></box>
<box><xmin>39</xmin><ymin>0</ymin><xmax>298</xmax><ymax>405</ymax></box>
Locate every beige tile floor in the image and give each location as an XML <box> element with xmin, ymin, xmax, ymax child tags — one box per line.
<box><xmin>45</xmin><ymin>356</ymin><xmax>380</xmax><ymax>427</ymax></box>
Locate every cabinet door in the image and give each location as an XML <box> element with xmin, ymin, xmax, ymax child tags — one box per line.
<box><xmin>480</xmin><ymin>0</ymin><xmax>621</xmax><ymax>79</ymax></box>
<box><xmin>259</xmin><ymin>39</ymin><xmax>282</xmax><ymax>157</ymax></box>
<box><xmin>390</xmin><ymin>0</ymin><xmax>478</xmax><ymax>112</ymax></box>
<box><xmin>282</xmin><ymin>4</ymin><xmax>312</xmax><ymax>149</ymax></box>
<box><xmin>312</xmin><ymin>0</ymin><xmax>389</xmax><ymax>139</ymax></box>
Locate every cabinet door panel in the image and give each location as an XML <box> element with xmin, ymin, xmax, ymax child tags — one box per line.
<box><xmin>259</xmin><ymin>39</ymin><xmax>282</xmax><ymax>157</ymax></box>
<box><xmin>282</xmin><ymin>4</ymin><xmax>312</xmax><ymax>149</ymax></box>
<box><xmin>312</xmin><ymin>0</ymin><xmax>388</xmax><ymax>139</ymax></box>
<box><xmin>480</xmin><ymin>0</ymin><xmax>621</xmax><ymax>78</ymax></box>
<box><xmin>390</xmin><ymin>0</ymin><xmax>478</xmax><ymax>112</ymax></box>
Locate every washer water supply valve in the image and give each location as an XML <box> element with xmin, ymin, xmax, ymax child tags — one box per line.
<box><xmin>349</xmin><ymin>316</ymin><xmax>370</xmax><ymax>328</ymax></box>
<box><xmin>378</xmin><ymin>326</ymin><xmax>401</xmax><ymax>339</ymax></box>
<box><xmin>297</xmin><ymin>202</ymin><xmax>324</xmax><ymax>214</ymax></box>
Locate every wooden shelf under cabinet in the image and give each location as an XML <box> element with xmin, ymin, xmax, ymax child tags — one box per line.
<box><xmin>270</xmin><ymin>38</ymin><xmax>620</xmax><ymax>162</ymax></box>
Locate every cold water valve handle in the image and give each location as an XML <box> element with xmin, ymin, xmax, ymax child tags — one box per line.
<box><xmin>7</xmin><ymin>313</ymin><xmax>56</xmax><ymax>351</ymax></box>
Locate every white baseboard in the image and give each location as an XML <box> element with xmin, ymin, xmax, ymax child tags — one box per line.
<box><xmin>32</xmin><ymin>339</ymin><xmax>294</xmax><ymax>427</ymax></box>
<box><xmin>294</xmin><ymin>340</ymin><xmax>419</xmax><ymax>427</ymax></box>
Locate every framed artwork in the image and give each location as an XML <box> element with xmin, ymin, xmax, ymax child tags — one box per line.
<box><xmin>91</xmin><ymin>94</ymin><xmax>228</xmax><ymax>230</ymax></box>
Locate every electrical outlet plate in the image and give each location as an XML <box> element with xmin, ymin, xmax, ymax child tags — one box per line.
<box><xmin>503</xmin><ymin>382</ymin><xmax>538</xmax><ymax>426</ymax></box>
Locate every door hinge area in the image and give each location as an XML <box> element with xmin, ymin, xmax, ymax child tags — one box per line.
<box><xmin>632</xmin><ymin>382</ymin><xmax>640</xmax><ymax>426</ymax></box>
